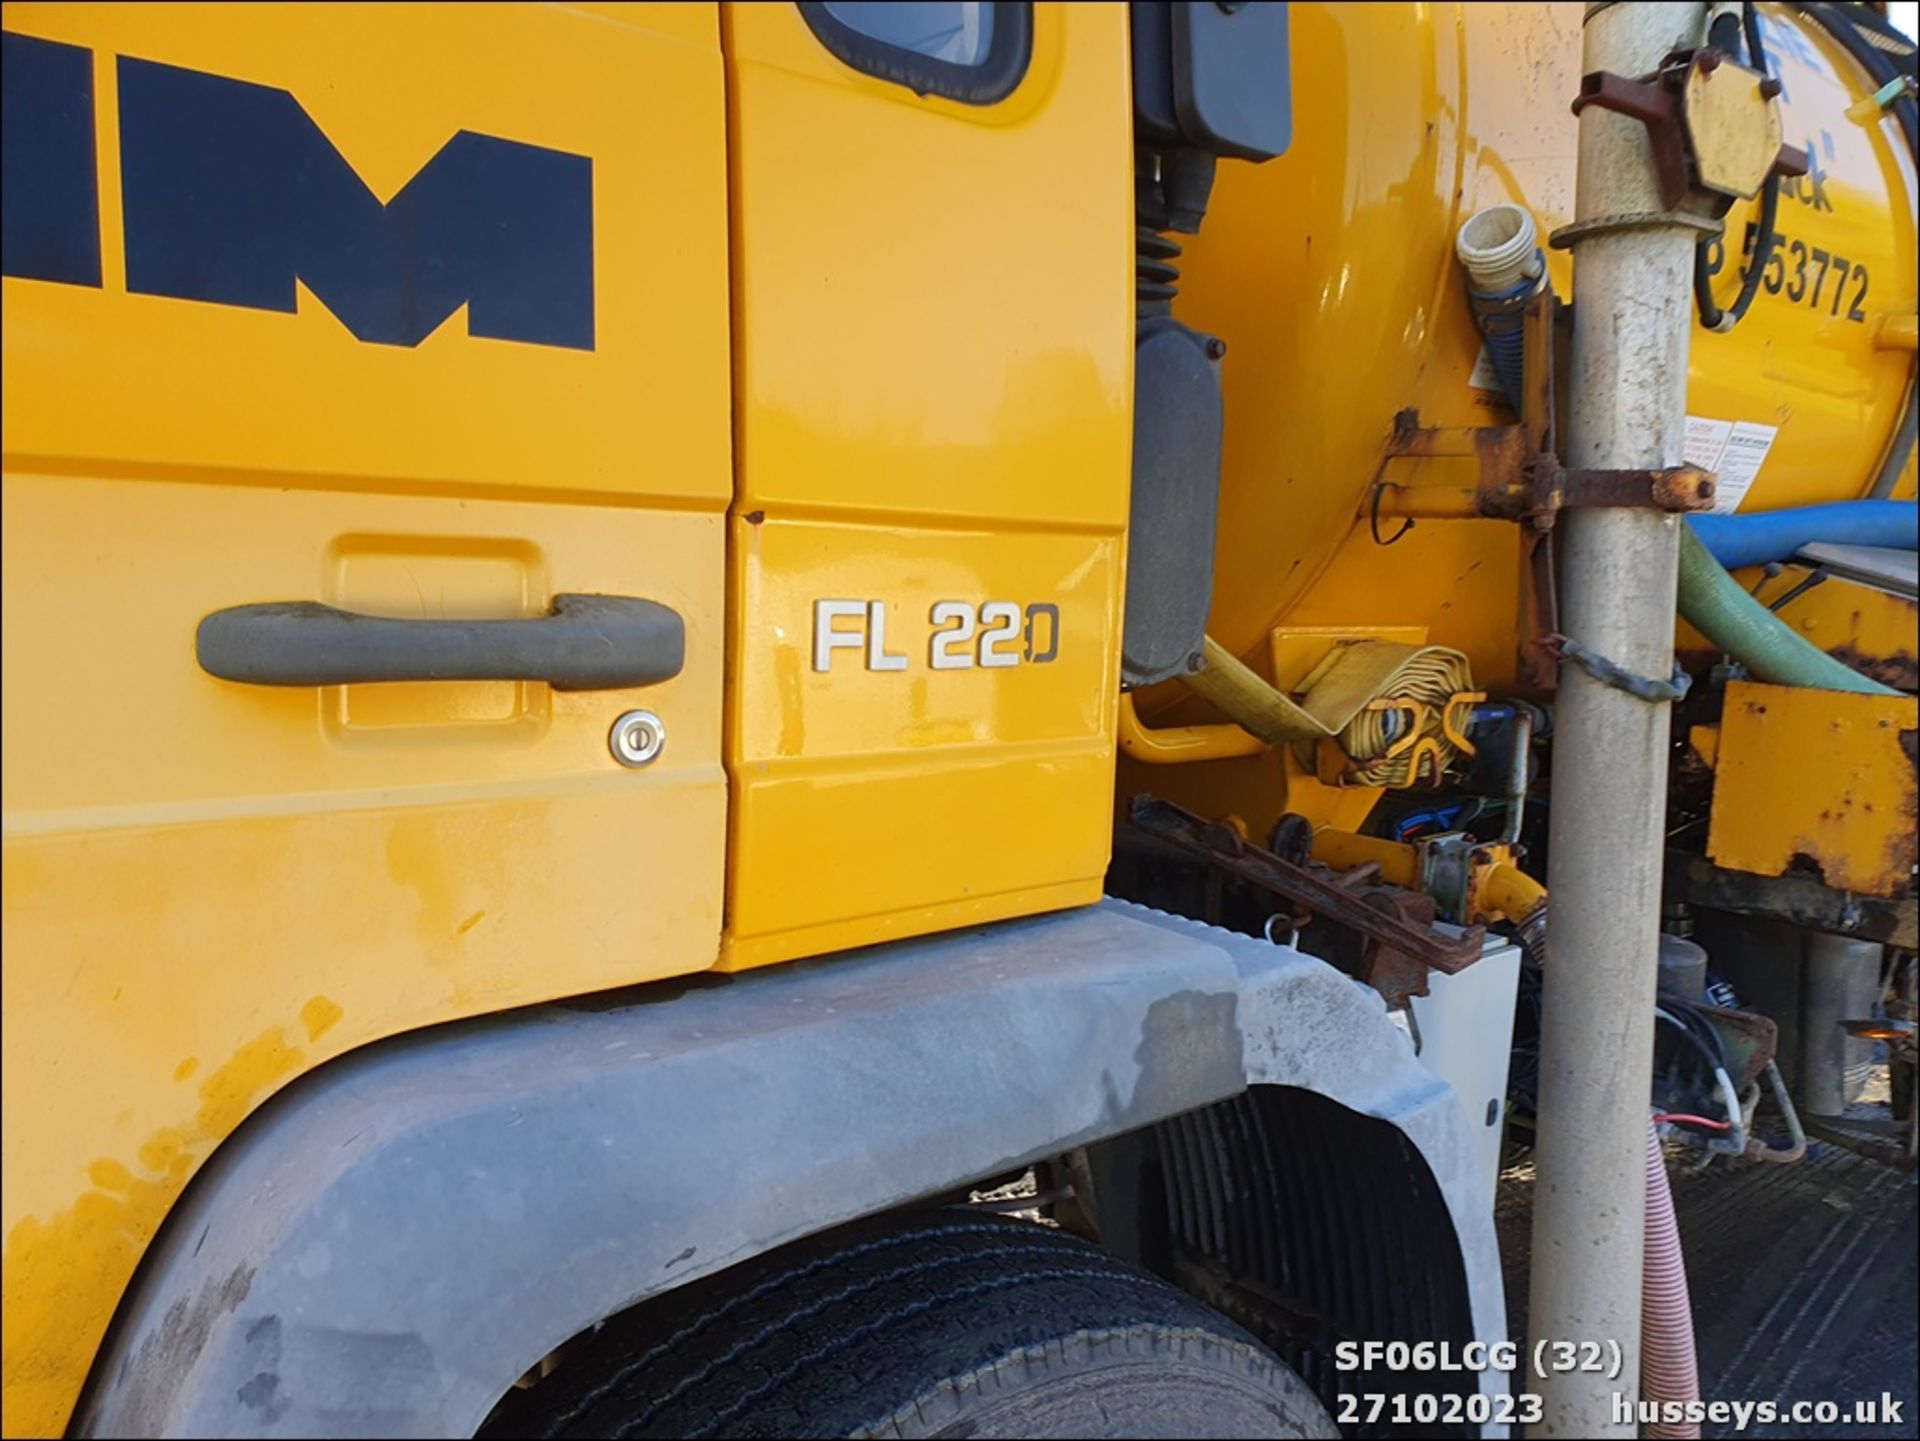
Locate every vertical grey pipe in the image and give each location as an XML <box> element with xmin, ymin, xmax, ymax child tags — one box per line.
<box><xmin>1529</xmin><ymin>3</ymin><xmax>1710</xmax><ymax>1435</ymax></box>
<box><xmin>1800</xmin><ymin>933</ymin><xmax>1882</xmax><ymax>1117</ymax></box>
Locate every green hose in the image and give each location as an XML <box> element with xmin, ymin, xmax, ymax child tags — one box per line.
<box><xmin>1677</xmin><ymin>526</ymin><xmax>1899</xmax><ymax>696</ymax></box>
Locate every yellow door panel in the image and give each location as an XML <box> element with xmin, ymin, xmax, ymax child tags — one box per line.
<box><xmin>2</xmin><ymin>1</ymin><xmax>729</xmax><ymax>504</ymax></box>
<box><xmin>727</xmin><ymin>516</ymin><xmax>1122</xmax><ymax>961</ymax></box>
<box><xmin>1</xmin><ymin>5</ymin><xmax>729</xmax><ymax>1434</ymax></box>
<box><xmin>719</xmin><ymin>1</ymin><xmax>1133</xmax><ymax>969</ymax></box>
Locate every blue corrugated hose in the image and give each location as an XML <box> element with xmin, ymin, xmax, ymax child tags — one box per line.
<box><xmin>1467</xmin><ymin>273</ymin><xmax>1537</xmax><ymax>413</ymax></box>
<box><xmin>1687</xmin><ymin>500</ymin><xmax>1918</xmax><ymax>570</ymax></box>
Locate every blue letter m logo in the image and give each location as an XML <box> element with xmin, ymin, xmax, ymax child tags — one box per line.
<box><xmin>118</xmin><ymin>57</ymin><xmax>594</xmax><ymax>350</ymax></box>
<box><xmin>2</xmin><ymin>36</ymin><xmax>594</xmax><ymax>351</ymax></box>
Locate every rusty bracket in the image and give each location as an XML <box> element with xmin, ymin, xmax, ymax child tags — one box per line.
<box><xmin>1571</xmin><ymin>49</ymin><xmax>1808</xmax><ymax>211</ymax></box>
<box><xmin>1570</xmin><ymin>66</ymin><xmax>1694</xmax><ymax>210</ymax></box>
<box><xmin>1128</xmin><ymin>797</ymin><xmax>1486</xmax><ymax>1005</ymax></box>
<box><xmin>1531</xmin><ymin>462</ymin><xmax>1719</xmax><ymax>523</ymax></box>
<box><xmin>1517</xmin><ymin>289</ymin><xmax>1560</xmax><ymax>690</ymax></box>
<box><xmin>1520</xmin><ymin>526</ymin><xmax>1560</xmax><ymax>692</ymax></box>
<box><xmin>1377</xmin><ymin>290</ymin><xmax>1723</xmax><ymax>689</ymax></box>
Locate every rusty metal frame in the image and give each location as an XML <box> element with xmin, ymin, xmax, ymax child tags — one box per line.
<box><xmin>1663</xmin><ymin>849</ymin><xmax>1917</xmax><ymax>950</ymax></box>
<box><xmin>1571</xmin><ymin>49</ymin><xmax>1806</xmax><ymax>210</ymax></box>
<box><xmin>1367</xmin><ymin>288</ymin><xmax>1723</xmax><ymax>689</ymax></box>
<box><xmin>1128</xmin><ymin>796</ymin><xmax>1487</xmax><ymax>1004</ymax></box>
<box><xmin>1363</xmin><ymin>47</ymin><xmax>1811</xmax><ymax>692</ymax></box>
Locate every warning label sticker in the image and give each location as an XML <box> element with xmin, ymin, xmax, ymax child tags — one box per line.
<box><xmin>1469</xmin><ymin>346</ymin><xmax>1503</xmax><ymax>393</ymax></box>
<box><xmin>1684</xmin><ymin>415</ymin><xmax>1778</xmax><ymax>514</ymax></box>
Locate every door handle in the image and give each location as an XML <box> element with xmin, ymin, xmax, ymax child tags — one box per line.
<box><xmin>197</xmin><ymin>595</ymin><xmax>684</xmax><ymax>691</ymax></box>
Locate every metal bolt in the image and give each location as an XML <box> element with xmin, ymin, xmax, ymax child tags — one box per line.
<box><xmin>1186</xmin><ymin>651</ymin><xmax>1206</xmax><ymax>673</ymax></box>
<box><xmin>609</xmin><ymin>709</ymin><xmax>666</xmax><ymax>768</ymax></box>
<box><xmin>1204</xmin><ymin>336</ymin><xmax>1228</xmax><ymax>361</ymax></box>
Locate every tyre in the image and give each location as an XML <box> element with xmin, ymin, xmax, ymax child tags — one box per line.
<box><xmin>485</xmin><ymin>1207</ymin><xmax>1334</xmax><ymax>1439</ymax></box>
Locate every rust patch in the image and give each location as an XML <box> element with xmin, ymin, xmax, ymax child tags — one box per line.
<box><xmin>1893</xmin><ymin>729</ymin><xmax>1920</xmax><ymax>895</ymax></box>
<box><xmin>1783</xmin><ymin>850</ymin><xmax>1830</xmax><ymax>886</ymax></box>
<box><xmin>1828</xmin><ymin>643</ymin><xmax>1919</xmax><ymax>693</ymax></box>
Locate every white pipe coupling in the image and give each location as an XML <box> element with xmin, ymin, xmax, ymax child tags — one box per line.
<box><xmin>1455</xmin><ymin>204</ymin><xmax>1545</xmax><ymax>296</ymax></box>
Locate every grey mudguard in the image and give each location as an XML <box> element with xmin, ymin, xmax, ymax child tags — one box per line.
<box><xmin>73</xmin><ymin>899</ymin><xmax>1505</xmax><ymax>1439</ymax></box>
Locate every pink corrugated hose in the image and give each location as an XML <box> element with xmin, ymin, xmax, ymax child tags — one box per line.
<box><xmin>1642</xmin><ymin>1117</ymin><xmax>1701</xmax><ymax>1439</ymax></box>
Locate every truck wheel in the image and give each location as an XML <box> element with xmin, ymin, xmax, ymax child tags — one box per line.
<box><xmin>487</xmin><ymin>1207</ymin><xmax>1334</xmax><ymax>1439</ymax></box>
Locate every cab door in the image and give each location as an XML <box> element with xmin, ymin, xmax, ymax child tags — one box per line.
<box><xmin>719</xmin><ymin>1</ymin><xmax>1133</xmax><ymax>970</ymax></box>
<box><xmin>0</xmin><ymin>6</ymin><xmax>729</xmax><ymax>1433</ymax></box>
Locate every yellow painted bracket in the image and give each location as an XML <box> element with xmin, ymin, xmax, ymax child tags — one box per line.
<box><xmin>1688</xmin><ymin>723</ymin><xmax>1722</xmax><ymax>769</ymax></box>
<box><xmin>1308</xmin><ymin>827</ymin><xmax>1420</xmax><ymax>886</ymax></box>
<box><xmin>1310</xmin><ymin>827</ymin><xmax>1546</xmax><ymax>924</ymax></box>
<box><xmin>1117</xmin><ymin>693</ymin><xmax>1267</xmax><ymax>764</ymax></box>
<box><xmin>1708</xmin><ymin>679</ymin><xmax>1918</xmax><ymax>897</ymax></box>
<box><xmin>1441</xmin><ymin>691</ymin><xmax>1487</xmax><ymax>756</ymax></box>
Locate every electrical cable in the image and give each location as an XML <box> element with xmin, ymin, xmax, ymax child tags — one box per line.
<box><xmin>1653</xmin><ymin>1006</ymin><xmax>1724</xmax><ymax>1074</ymax></box>
<box><xmin>1659</xmin><ymin>996</ymin><xmax>1733</xmax><ymax>1073</ymax></box>
<box><xmin>1653</xmin><ymin>1112</ymin><xmax>1732</xmax><ymax>1132</ymax></box>
<box><xmin>1742</xmin><ymin>0</ymin><xmax>1767</xmax><ymax>94</ymax></box>
<box><xmin>1654</xmin><ymin>1005</ymin><xmax>1742</xmax><ymax>1139</ymax></box>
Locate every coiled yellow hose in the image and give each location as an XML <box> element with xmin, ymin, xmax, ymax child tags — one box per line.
<box><xmin>1320</xmin><ymin>648</ymin><xmax>1478</xmax><ymax>788</ymax></box>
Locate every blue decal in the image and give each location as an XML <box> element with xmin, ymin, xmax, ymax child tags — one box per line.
<box><xmin>2</xmin><ymin>32</ymin><xmax>102</xmax><ymax>287</ymax></box>
<box><xmin>118</xmin><ymin>56</ymin><xmax>594</xmax><ymax>349</ymax></box>
<box><xmin>2</xmin><ymin>32</ymin><xmax>595</xmax><ymax>352</ymax></box>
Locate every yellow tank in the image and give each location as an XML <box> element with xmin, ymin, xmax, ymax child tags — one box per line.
<box><xmin>1127</xmin><ymin>0</ymin><xmax>1917</xmax><ymax>837</ymax></box>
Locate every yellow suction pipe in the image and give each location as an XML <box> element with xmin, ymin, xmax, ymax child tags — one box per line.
<box><xmin>1310</xmin><ymin>827</ymin><xmax>1548</xmax><ymax>928</ymax></box>
<box><xmin>1118</xmin><ymin>634</ymin><xmax>1322</xmax><ymax>763</ymax></box>
<box><xmin>1478</xmin><ymin>860</ymin><xmax>1546</xmax><ymax>927</ymax></box>
<box><xmin>1308</xmin><ymin>828</ymin><xmax>1419</xmax><ymax>887</ymax></box>
<box><xmin>1117</xmin><ymin>693</ymin><xmax>1267</xmax><ymax>763</ymax></box>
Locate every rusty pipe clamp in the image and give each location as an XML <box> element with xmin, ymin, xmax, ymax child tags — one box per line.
<box><xmin>1525</xmin><ymin>462</ymin><xmax>1719</xmax><ymax>530</ymax></box>
<box><xmin>1564</xmin><ymin>47</ymin><xmax>1808</xmax><ymax>219</ymax></box>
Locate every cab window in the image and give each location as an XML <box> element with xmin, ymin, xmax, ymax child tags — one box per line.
<box><xmin>796</xmin><ymin>2</ymin><xmax>1031</xmax><ymax>103</ymax></box>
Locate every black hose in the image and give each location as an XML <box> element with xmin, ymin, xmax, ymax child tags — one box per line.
<box><xmin>1659</xmin><ymin>996</ymin><xmax>1732</xmax><ymax>1073</ymax></box>
<box><xmin>1694</xmin><ymin>173</ymin><xmax>1781</xmax><ymax>332</ymax></box>
<box><xmin>1870</xmin><ymin>391</ymin><xmax>1918</xmax><ymax>499</ymax></box>
<box><xmin>1796</xmin><ymin>2</ymin><xmax>1917</xmax><ymax>158</ymax></box>
<box><xmin>1794</xmin><ymin>3</ymin><xmax>1918</xmax><ymax>497</ymax></box>
<box><xmin>1742</xmin><ymin>0</ymin><xmax>1767</xmax><ymax>81</ymax></box>
<box><xmin>1695</xmin><ymin>2</ymin><xmax>1781</xmax><ymax>333</ymax></box>
<box><xmin>1655</xmin><ymin>1007</ymin><xmax>1736</xmax><ymax>1126</ymax></box>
